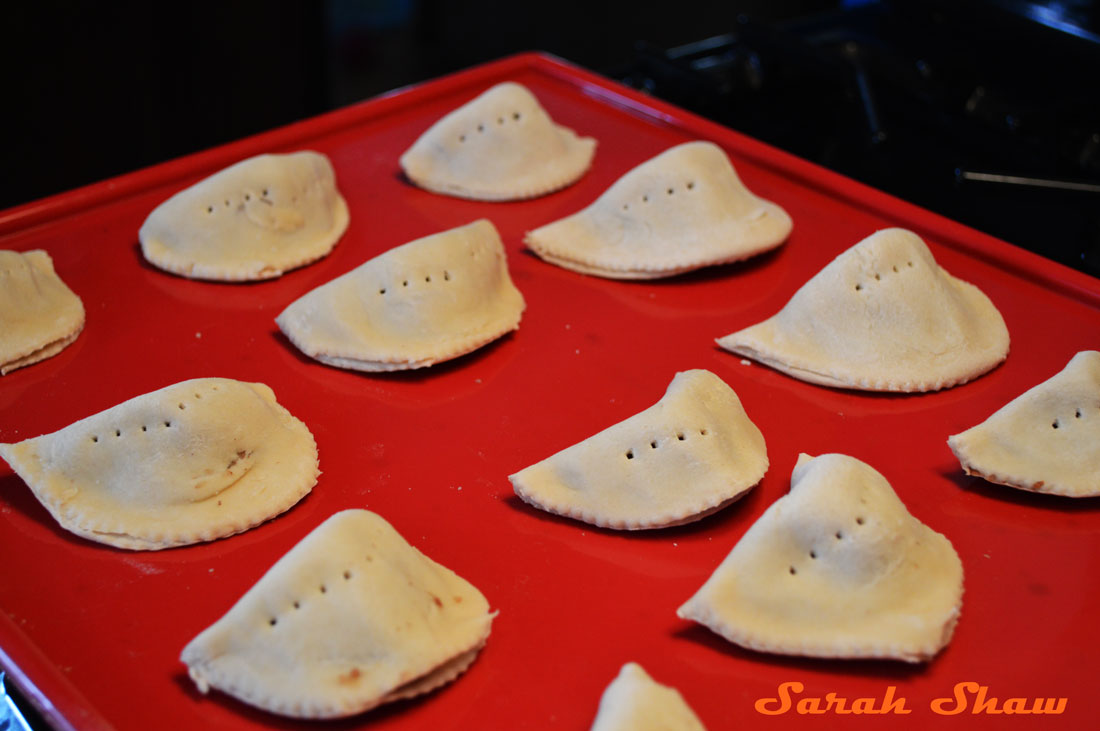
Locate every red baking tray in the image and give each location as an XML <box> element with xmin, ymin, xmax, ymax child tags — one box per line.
<box><xmin>1</xmin><ymin>53</ymin><xmax>1098</xmax><ymax>730</ymax></box>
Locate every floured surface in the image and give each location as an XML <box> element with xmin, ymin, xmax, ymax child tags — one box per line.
<box><xmin>678</xmin><ymin>454</ymin><xmax>963</xmax><ymax>663</ymax></box>
<box><xmin>949</xmin><ymin>350</ymin><xmax>1100</xmax><ymax>497</ymax></box>
<box><xmin>400</xmin><ymin>82</ymin><xmax>595</xmax><ymax>200</ymax></box>
<box><xmin>526</xmin><ymin>141</ymin><xmax>791</xmax><ymax>279</ymax></box>
<box><xmin>718</xmin><ymin>228</ymin><xmax>1009</xmax><ymax>391</ymax></box>
<box><xmin>590</xmin><ymin>663</ymin><xmax>706</xmax><ymax>731</ymax></box>
<box><xmin>276</xmin><ymin>219</ymin><xmax>525</xmax><ymax>371</ymax></box>
<box><xmin>181</xmin><ymin>509</ymin><xmax>495</xmax><ymax>719</ymax></box>
<box><xmin>140</xmin><ymin>151</ymin><xmax>348</xmax><ymax>281</ymax></box>
<box><xmin>0</xmin><ymin>378</ymin><xmax>318</xmax><ymax>550</ymax></box>
<box><xmin>0</xmin><ymin>249</ymin><xmax>84</xmax><ymax>375</ymax></box>
<box><xmin>510</xmin><ymin>370</ymin><xmax>767</xmax><ymax>529</ymax></box>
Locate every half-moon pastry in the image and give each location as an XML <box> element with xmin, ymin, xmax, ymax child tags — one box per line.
<box><xmin>181</xmin><ymin>509</ymin><xmax>495</xmax><ymax>719</ymax></box>
<box><xmin>140</xmin><ymin>151</ymin><xmax>348</xmax><ymax>281</ymax></box>
<box><xmin>276</xmin><ymin>219</ymin><xmax>525</xmax><ymax>372</ymax></box>
<box><xmin>525</xmin><ymin>141</ymin><xmax>791</xmax><ymax>279</ymax></box>
<box><xmin>678</xmin><ymin>453</ymin><xmax>963</xmax><ymax>663</ymax></box>
<box><xmin>948</xmin><ymin>350</ymin><xmax>1100</xmax><ymax>497</ymax></box>
<box><xmin>590</xmin><ymin>663</ymin><xmax>707</xmax><ymax>731</ymax></box>
<box><xmin>399</xmin><ymin>82</ymin><xmax>596</xmax><ymax>200</ymax></box>
<box><xmin>0</xmin><ymin>249</ymin><xmax>84</xmax><ymax>375</ymax></box>
<box><xmin>717</xmin><ymin>228</ymin><xmax>1009</xmax><ymax>391</ymax></box>
<box><xmin>509</xmin><ymin>369</ymin><xmax>767</xmax><ymax>529</ymax></box>
<box><xmin>0</xmin><ymin>378</ymin><xmax>318</xmax><ymax>550</ymax></box>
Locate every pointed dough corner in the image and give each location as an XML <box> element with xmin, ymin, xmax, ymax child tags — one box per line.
<box><xmin>678</xmin><ymin>453</ymin><xmax>963</xmax><ymax>663</ymax></box>
<box><xmin>590</xmin><ymin>662</ymin><xmax>707</xmax><ymax>731</ymax></box>
<box><xmin>718</xmin><ymin>228</ymin><xmax>1009</xmax><ymax>391</ymax></box>
<box><xmin>948</xmin><ymin>350</ymin><xmax>1100</xmax><ymax>497</ymax></box>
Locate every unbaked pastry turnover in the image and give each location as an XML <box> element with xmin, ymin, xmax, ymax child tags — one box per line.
<box><xmin>0</xmin><ymin>378</ymin><xmax>318</xmax><ymax>550</ymax></box>
<box><xmin>678</xmin><ymin>453</ymin><xmax>963</xmax><ymax>663</ymax></box>
<box><xmin>948</xmin><ymin>350</ymin><xmax>1100</xmax><ymax>497</ymax></box>
<box><xmin>0</xmin><ymin>249</ymin><xmax>84</xmax><ymax>375</ymax></box>
<box><xmin>400</xmin><ymin>82</ymin><xmax>596</xmax><ymax>200</ymax></box>
<box><xmin>717</xmin><ymin>228</ymin><xmax>1009</xmax><ymax>391</ymax></box>
<box><xmin>140</xmin><ymin>151</ymin><xmax>348</xmax><ymax>281</ymax></box>
<box><xmin>590</xmin><ymin>663</ymin><xmax>707</xmax><ymax>731</ymax></box>
<box><xmin>276</xmin><ymin>219</ymin><xmax>525</xmax><ymax>372</ymax></box>
<box><xmin>525</xmin><ymin>141</ymin><xmax>791</xmax><ymax>279</ymax></box>
<box><xmin>181</xmin><ymin>509</ymin><xmax>495</xmax><ymax>719</ymax></box>
<box><xmin>509</xmin><ymin>369</ymin><xmax>767</xmax><ymax>529</ymax></box>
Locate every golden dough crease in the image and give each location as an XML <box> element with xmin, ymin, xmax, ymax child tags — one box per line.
<box><xmin>678</xmin><ymin>454</ymin><xmax>963</xmax><ymax>663</ymax></box>
<box><xmin>718</xmin><ymin>228</ymin><xmax>1009</xmax><ymax>391</ymax></box>
<box><xmin>0</xmin><ymin>249</ymin><xmax>84</xmax><ymax>375</ymax></box>
<box><xmin>0</xmin><ymin>378</ymin><xmax>318</xmax><ymax>550</ymax></box>
<box><xmin>400</xmin><ymin>82</ymin><xmax>596</xmax><ymax>200</ymax></box>
<box><xmin>181</xmin><ymin>509</ymin><xmax>495</xmax><ymax>719</ymax></box>
<box><xmin>525</xmin><ymin>141</ymin><xmax>791</xmax><ymax>279</ymax></box>
<box><xmin>140</xmin><ymin>151</ymin><xmax>348</xmax><ymax>281</ymax></box>
<box><xmin>949</xmin><ymin>350</ymin><xmax>1100</xmax><ymax>497</ymax></box>
<box><xmin>276</xmin><ymin>219</ymin><xmax>525</xmax><ymax>372</ymax></box>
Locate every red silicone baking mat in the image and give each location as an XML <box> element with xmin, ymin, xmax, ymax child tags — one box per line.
<box><xmin>1</xmin><ymin>53</ymin><xmax>1097</xmax><ymax>730</ymax></box>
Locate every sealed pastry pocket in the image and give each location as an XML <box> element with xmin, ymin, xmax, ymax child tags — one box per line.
<box><xmin>949</xmin><ymin>350</ymin><xmax>1100</xmax><ymax>497</ymax></box>
<box><xmin>509</xmin><ymin>369</ymin><xmax>768</xmax><ymax>530</ymax></box>
<box><xmin>525</xmin><ymin>141</ymin><xmax>791</xmax><ymax>279</ymax></box>
<box><xmin>139</xmin><ymin>151</ymin><xmax>348</xmax><ymax>281</ymax></box>
<box><xmin>400</xmin><ymin>82</ymin><xmax>596</xmax><ymax>201</ymax></box>
<box><xmin>276</xmin><ymin>219</ymin><xmax>525</xmax><ymax>372</ymax></box>
<box><xmin>0</xmin><ymin>378</ymin><xmax>319</xmax><ymax>550</ymax></box>
<box><xmin>678</xmin><ymin>453</ymin><xmax>963</xmax><ymax>663</ymax></box>
<box><xmin>181</xmin><ymin>509</ymin><xmax>496</xmax><ymax>719</ymax></box>
<box><xmin>718</xmin><ymin>228</ymin><xmax>1010</xmax><ymax>392</ymax></box>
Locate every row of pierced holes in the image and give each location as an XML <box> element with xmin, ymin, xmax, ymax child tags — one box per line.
<box><xmin>379</xmin><ymin>270</ymin><xmax>451</xmax><ymax>295</ymax></box>
<box><xmin>1052</xmin><ymin>408</ymin><xmax>1087</xmax><ymax>429</ymax></box>
<box><xmin>621</xmin><ymin>181</ymin><xmax>696</xmax><ymax>212</ymax></box>
<box><xmin>457</xmin><ymin>111</ymin><xmax>523</xmax><ymax>142</ymax></box>
<box><xmin>89</xmin><ymin>390</ymin><xmax>209</xmax><ymax>443</ymax></box>
<box><xmin>205</xmin><ymin>189</ymin><xmax>273</xmax><ymax>214</ymax></box>
<box><xmin>789</xmin><ymin>516</ymin><xmax>866</xmax><ymax>575</ymax></box>
<box><xmin>625</xmin><ymin>428</ymin><xmax>708</xmax><ymax>460</ymax></box>
<box><xmin>854</xmin><ymin>262</ymin><xmax>915</xmax><ymax>291</ymax></box>
<box><xmin>269</xmin><ymin>569</ymin><xmax>357</xmax><ymax>626</ymax></box>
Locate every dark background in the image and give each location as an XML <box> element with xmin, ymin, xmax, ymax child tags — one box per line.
<box><xmin>1</xmin><ymin>0</ymin><xmax>822</xmax><ymax>210</ymax></box>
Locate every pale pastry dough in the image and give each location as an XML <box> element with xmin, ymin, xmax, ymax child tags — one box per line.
<box><xmin>590</xmin><ymin>663</ymin><xmax>707</xmax><ymax>731</ymax></box>
<box><xmin>948</xmin><ymin>350</ymin><xmax>1100</xmax><ymax>497</ymax></box>
<box><xmin>0</xmin><ymin>378</ymin><xmax>318</xmax><ymax>550</ymax></box>
<box><xmin>718</xmin><ymin>228</ymin><xmax>1009</xmax><ymax>391</ymax></box>
<box><xmin>0</xmin><ymin>249</ymin><xmax>84</xmax><ymax>375</ymax></box>
<box><xmin>525</xmin><ymin>141</ymin><xmax>791</xmax><ymax>279</ymax></box>
<box><xmin>140</xmin><ymin>151</ymin><xmax>348</xmax><ymax>281</ymax></box>
<box><xmin>276</xmin><ymin>219</ymin><xmax>525</xmax><ymax>372</ymax></box>
<box><xmin>400</xmin><ymin>82</ymin><xmax>596</xmax><ymax>200</ymax></box>
<box><xmin>509</xmin><ymin>370</ymin><xmax>767</xmax><ymax>529</ymax></box>
<box><xmin>181</xmin><ymin>509</ymin><xmax>495</xmax><ymax>719</ymax></box>
<box><xmin>678</xmin><ymin>453</ymin><xmax>963</xmax><ymax>663</ymax></box>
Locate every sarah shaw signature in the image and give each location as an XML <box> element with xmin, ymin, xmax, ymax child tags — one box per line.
<box><xmin>755</xmin><ymin>681</ymin><xmax>1067</xmax><ymax>715</ymax></box>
